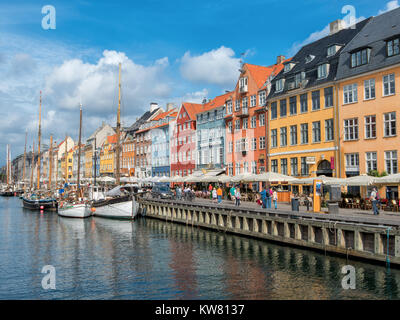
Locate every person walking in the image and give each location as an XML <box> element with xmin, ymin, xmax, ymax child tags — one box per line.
<box><xmin>209</xmin><ymin>184</ymin><xmax>213</xmax><ymax>200</ymax></box>
<box><xmin>235</xmin><ymin>187</ymin><xmax>241</xmax><ymax>206</ymax></box>
<box><xmin>176</xmin><ymin>186</ymin><xmax>182</xmax><ymax>200</ymax></box>
<box><xmin>230</xmin><ymin>185</ymin><xmax>236</xmax><ymax>202</ymax></box>
<box><xmin>273</xmin><ymin>188</ymin><xmax>278</xmax><ymax>209</ymax></box>
<box><xmin>370</xmin><ymin>187</ymin><xmax>380</xmax><ymax>215</ymax></box>
<box><xmin>266</xmin><ymin>186</ymin><xmax>272</xmax><ymax>209</ymax></box>
<box><xmin>212</xmin><ymin>187</ymin><xmax>217</xmax><ymax>203</ymax></box>
<box><xmin>260</xmin><ymin>187</ymin><xmax>267</xmax><ymax>209</ymax></box>
<box><xmin>217</xmin><ymin>186</ymin><xmax>223</xmax><ymax>203</ymax></box>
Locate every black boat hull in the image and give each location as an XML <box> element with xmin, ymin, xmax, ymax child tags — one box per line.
<box><xmin>0</xmin><ymin>192</ymin><xmax>15</xmax><ymax>197</ymax></box>
<box><xmin>22</xmin><ymin>198</ymin><xmax>58</xmax><ymax>211</ymax></box>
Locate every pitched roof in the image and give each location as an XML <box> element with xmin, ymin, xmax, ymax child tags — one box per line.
<box><xmin>197</xmin><ymin>91</ymin><xmax>233</xmax><ymax>114</ymax></box>
<box><xmin>268</xmin><ymin>18</ymin><xmax>371</xmax><ymax>99</ymax></box>
<box><xmin>152</xmin><ymin>108</ymin><xmax>177</xmax><ymax>121</ymax></box>
<box><xmin>336</xmin><ymin>8</ymin><xmax>400</xmax><ymax>80</ymax></box>
<box><xmin>181</xmin><ymin>102</ymin><xmax>203</xmax><ymax>120</ymax></box>
<box><xmin>127</xmin><ymin>107</ymin><xmax>162</xmax><ymax>132</ymax></box>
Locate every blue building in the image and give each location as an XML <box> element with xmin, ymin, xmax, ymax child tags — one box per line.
<box><xmin>196</xmin><ymin>93</ymin><xmax>231</xmax><ymax>171</ymax></box>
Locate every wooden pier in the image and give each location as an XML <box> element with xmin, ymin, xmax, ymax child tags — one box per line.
<box><xmin>138</xmin><ymin>197</ymin><xmax>400</xmax><ymax>266</ymax></box>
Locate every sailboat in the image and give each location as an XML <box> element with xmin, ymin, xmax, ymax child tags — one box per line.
<box><xmin>22</xmin><ymin>91</ymin><xmax>58</xmax><ymax>211</ymax></box>
<box><xmin>58</xmin><ymin>103</ymin><xmax>92</xmax><ymax>218</ymax></box>
<box><xmin>91</xmin><ymin>63</ymin><xmax>139</xmax><ymax>220</ymax></box>
<box><xmin>0</xmin><ymin>145</ymin><xmax>15</xmax><ymax>196</ymax></box>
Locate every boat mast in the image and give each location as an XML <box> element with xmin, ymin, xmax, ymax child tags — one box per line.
<box><xmin>76</xmin><ymin>103</ymin><xmax>82</xmax><ymax>199</ymax></box>
<box><xmin>23</xmin><ymin>131</ymin><xmax>27</xmax><ymax>191</ymax></box>
<box><xmin>6</xmin><ymin>145</ymin><xmax>9</xmax><ymax>186</ymax></box>
<box><xmin>49</xmin><ymin>135</ymin><xmax>53</xmax><ymax>191</ymax></box>
<box><xmin>30</xmin><ymin>140</ymin><xmax>35</xmax><ymax>191</ymax></box>
<box><xmin>37</xmin><ymin>91</ymin><xmax>42</xmax><ymax>190</ymax></box>
<box><xmin>116</xmin><ymin>62</ymin><xmax>121</xmax><ymax>186</ymax></box>
<box><xmin>64</xmin><ymin>135</ymin><xmax>68</xmax><ymax>184</ymax></box>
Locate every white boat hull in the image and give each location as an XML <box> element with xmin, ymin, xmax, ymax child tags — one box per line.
<box><xmin>58</xmin><ymin>204</ymin><xmax>92</xmax><ymax>218</ymax></box>
<box><xmin>92</xmin><ymin>199</ymin><xmax>139</xmax><ymax>220</ymax></box>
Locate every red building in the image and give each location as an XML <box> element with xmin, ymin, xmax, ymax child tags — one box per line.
<box><xmin>171</xmin><ymin>102</ymin><xmax>202</xmax><ymax>176</ymax></box>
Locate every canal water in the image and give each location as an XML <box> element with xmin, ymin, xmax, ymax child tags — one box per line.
<box><xmin>0</xmin><ymin>196</ymin><xmax>399</xmax><ymax>300</ymax></box>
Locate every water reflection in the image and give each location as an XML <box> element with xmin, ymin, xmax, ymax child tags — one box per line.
<box><xmin>1</xmin><ymin>197</ymin><xmax>400</xmax><ymax>299</ymax></box>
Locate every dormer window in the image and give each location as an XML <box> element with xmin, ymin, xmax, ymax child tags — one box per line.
<box><xmin>327</xmin><ymin>45</ymin><xmax>336</xmax><ymax>57</ymax></box>
<box><xmin>305</xmin><ymin>55</ymin><xmax>315</xmax><ymax>63</ymax></box>
<box><xmin>351</xmin><ymin>48</ymin><xmax>371</xmax><ymax>68</ymax></box>
<box><xmin>276</xmin><ymin>79</ymin><xmax>285</xmax><ymax>92</ymax></box>
<box><xmin>284</xmin><ymin>62</ymin><xmax>295</xmax><ymax>73</ymax></box>
<box><xmin>317</xmin><ymin>64</ymin><xmax>329</xmax><ymax>79</ymax></box>
<box><xmin>387</xmin><ymin>37</ymin><xmax>399</xmax><ymax>57</ymax></box>
<box><xmin>294</xmin><ymin>72</ymin><xmax>306</xmax><ymax>87</ymax></box>
<box><xmin>239</xmin><ymin>77</ymin><xmax>248</xmax><ymax>93</ymax></box>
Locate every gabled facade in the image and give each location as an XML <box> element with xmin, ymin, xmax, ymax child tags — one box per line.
<box><xmin>226</xmin><ymin>60</ymin><xmax>287</xmax><ymax>179</ymax></box>
<box><xmin>171</xmin><ymin>102</ymin><xmax>202</xmax><ymax>176</ymax></box>
<box><xmin>335</xmin><ymin>8</ymin><xmax>400</xmax><ymax>198</ymax></box>
<box><xmin>267</xmin><ymin>19</ymin><xmax>369</xmax><ymax>186</ymax></box>
<box><xmin>121</xmin><ymin>134</ymin><xmax>135</xmax><ymax>176</ymax></box>
<box><xmin>196</xmin><ymin>93</ymin><xmax>230</xmax><ymax>171</ymax></box>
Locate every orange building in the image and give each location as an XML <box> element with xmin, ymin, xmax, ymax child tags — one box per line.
<box><xmin>121</xmin><ymin>134</ymin><xmax>135</xmax><ymax>176</ymax></box>
<box><xmin>225</xmin><ymin>59</ymin><xmax>287</xmax><ymax>181</ymax></box>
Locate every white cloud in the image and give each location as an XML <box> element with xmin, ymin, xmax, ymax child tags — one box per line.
<box><xmin>287</xmin><ymin>24</ymin><xmax>330</xmax><ymax>57</ymax></box>
<box><xmin>180</xmin><ymin>46</ymin><xmax>240</xmax><ymax>87</ymax></box>
<box><xmin>378</xmin><ymin>0</ymin><xmax>400</xmax><ymax>14</ymax></box>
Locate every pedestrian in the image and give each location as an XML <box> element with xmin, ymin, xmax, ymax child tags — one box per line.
<box><xmin>235</xmin><ymin>187</ymin><xmax>241</xmax><ymax>206</ymax></box>
<box><xmin>266</xmin><ymin>186</ymin><xmax>272</xmax><ymax>209</ymax></box>
<box><xmin>217</xmin><ymin>186</ymin><xmax>223</xmax><ymax>203</ymax></box>
<box><xmin>212</xmin><ymin>187</ymin><xmax>217</xmax><ymax>203</ymax></box>
<box><xmin>260</xmin><ymin>187</ymin><xmax>267</xmax><ymax>208</ymax></box>
<box><xmin>176</xmin><ymin>186</ymin><xmax>182</xmax><ymax>200</ymax></box>
<box><xmin>209</xmin><ymin>184</ymin><xmax>213</xmax><ymax>199</ymax></box>
<box><xmin>370</xmin><ymin>187</ymin><xmax>380</xmax><ymax>215</ymax></box>
<box><xmin>230</xmin><ymin>185</ymin><xmax>236</xmax><ymax>202</ymax></box>
<box><xmin>273</xmin><ymin>188</ymin><xmax>278</xmax><ymax>209</ymax></box>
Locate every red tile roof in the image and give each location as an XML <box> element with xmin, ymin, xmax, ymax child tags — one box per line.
<box><xmin>181</xmin><ymin>102</ymin><xmax>203</xmax><ymax>120</ymax></box>
<box><xmin>198</xmin><ymin>91</ymin><xmax>233</xmax><ymax>113</ymax></box>
<box><xmin>152</xmin><ymin>108</ymin><xmax>177</xmax><ymax>121</ymax></box>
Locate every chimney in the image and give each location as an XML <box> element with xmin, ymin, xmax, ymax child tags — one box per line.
<box><xmin>166</xmin><ymin>103</ymin><xmax>174</xmax><ymax>111</ymax></box>
<box><xmin>150</xmin><ymin>102</ymin><xmax>158</xmax><ymax>112</ymax></box>
<box><xmin>276</xmin><ymin>55</ymin><xmax>286</xmax><ymax>64</ymax></box>
<box><xmin>330</xmin><ymin>19</ymin><xmax>345</xmax><ymax>35</ymax></box>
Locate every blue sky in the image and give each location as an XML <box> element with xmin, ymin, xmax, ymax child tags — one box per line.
<box><xmin>0</xmin><ymin>0</ymin><xmax>397</xmax><ymax>166</ymax></box>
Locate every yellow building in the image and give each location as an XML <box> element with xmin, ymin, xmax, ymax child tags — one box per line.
<box><xmin>100</xmin><ymin>135</ymin><xmax>116</xmax><ymax>176</ymax></box>
<box><xmin>267</xmin><ymin>20</ymin><xmax>369</xmax><ymax>193</ymax></box>
<box><xmin>84</xmin><ymin>144</ymin><xmax>93</xmax><ymax>178</ymax></box>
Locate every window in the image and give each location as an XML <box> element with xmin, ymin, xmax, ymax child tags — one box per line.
<box><xmin>383</xmin><ymin>74</ymin><xmax>395</xmax><ymax>96</ymax></box>
<box><xmin>351</xmin><ymin>48</ymin><xmax>371</xmax><ymax>67</ymax></box>
<box><xmin>280</xmin><ymin>127</ymin><xmax>287</xmax><ymax>147</ymax></box>
<box><xmin>300</xmin><ymin>123</ymin><xmax>308</xmax><ymax>144</ymax></box>
<box><xmin>228</xmin><ymin>141</ymin><xmax>233</xmax><ymax>153</ymax></box>
<box><xmin>312</xmin><ymin>90</ymin><xmax>320</xmax><ymax>110</ymax></box>
<box><xmin>250</xmin><ymin>116</ymin><xmax>257</xmax><ymax>128</ymax></box>
<box><xmin>271</xmin><ymin>160</ymin><xmax>278</xmax><ymax>173</ymax></box>
<box><xmin>345</xmin><ymin>153</ymin><xmax>359</xmax><ymax>172</ymax></box>
<box><xmin>259</xmin><ymin>114</ymin><xmax>265</xmax><ymax>126</ymax></box>
<box><xmin>235</xmin><ymin>99</ymin><xmax>240</xmax><ymax>111</ymax></box>
<box><xmin>384</xmin><ymin>112</ymin><xmax>396</xmax><ymax>137</ymax></box>
<box><xmin>324</xmin><ymin>87</ymin><xmax>333</xmax><ymax>108</ymax></box>
<box><xmin>281</xmin><ymin>159</ymin><xmax>288</xmax><ymax>175</ymax></box>
<box><xmin>290</xmin><ymin>158</ymin><xmax>298</xmax><ymax>176</ymax></box>
<box><xmin>365</xmin><ymin>115</ymin><xmax>376</xmax><ymax>139</ymax></box>
<box><xmin>343</xmin><ymin>84</ymin><xmax>358</xmax><ymax>104</ymax></box>
<box><xmin>301</xmin><ymin>157</ymin><xmax>309</xmax><ymax>176</ymax></box>
<box><xmin>235</xmin><ymin>119</ymin><xmax>240</xmax><ymax>131</ymax></box>
<box><xmin>270</xmin><ymin>102</ymin><xmax>278</xmax><ymax>119</ymax></box>
<box><xmin>271</xmin><ymin>129</ymin><xmax>277</xmax><ymax>148</ymax></box>
<box><xmin>312</xmin><ymin>121</ymin><xmax>321</xmax><ymax>143</ymax></box>
<box><xmin>385</xmin><ymin>151</ymin><xmax>398</xmax><ymax>174</ymax></box>
<box><xmin>344</xmin><ymin>118</ymin><xmax>359</xmax><ymax>141</ymax></box>
<box><xmin>364</xmin><ymin>79</ymin><xmax>375</xmax><ymax>100</ymax></box>
<box><xmin>259</xmin><ymin>91</ymin><xmax>266</xmax><ymax>106</ymax></box>
<box><xmin>259</xmin><ymin>136</ymin><xmax>266</xmax><ymax>149</ymax></box>
<box><xmin>300</xmin><ymin>94</ymin><xmax>308</xmax><ymax>113</ymax></box>
<box><xmin>276</xmin><ymin>79</ymin><xmax>284</xmax><ymax>92</ymax></box>
<box><xmin>317</xmin><ymin>64</ymin><xmax>329</xmax><ymax>79</ymax></box>
<box><xmin>242</xmin><ymin>97</ymin><xmax>248</xmax><ymax>109</ymax></box>
<box><xmin>327</xmin><ymin>45</ymin><xmax>337</xmax><ymax>57</ymax></box>
<box><xmin>325</xmin><ymin>119</ymin><xmax>334</xmax><ymax>141</ymax></box>
<box><xmin>228</xmin><ymin>121</ymin><xmax>232</xmax><ymax>133</ymax></box>
<box><xmin>290</xmin><ymin>125</ymin><xmax>297</xmax><ymax>145</ymax></box>
<box><xmin>251</xmin><ymin>138</ymin><xmax>257</xmax><ymax>150</ymax></box>
<box><xmin>242</xmin><ymin>118</ymin><xmax>248</xmax><ymax>129</ymax></box>
<box><xmin>251</xmin><ymin>161</ymin><xmax>257</xmax><ymax>174</ymax></box>
<box><xmin>239</xmin><ymin>77</ymin><xmax>248</xmax><ymax>92</ymax></box>
<box><xmin>387</xmin><ymin>37</ymin><xmax>400</xmax><ymax>57</ymax></box>
<box><xmin>235</xmin><ymin>162</ymin><xmax>241</xmax><ymax>175</ymax></box>
<box><xmin>289</xmin><ymin>96</ymin><xmax>297</xmax><ymax>115</ymax></box>
<box><xmin>250</xmin><ymin>94</ymin><xmax>257</xmax><ymax>107</ymax></box>
<box><xmin>366</xmin><ymin>152</ymin><xmax>377</xmax><ymax>173</ymax></box>
<box><xmin>305</xmin><ymin>54</ymin><xmax>315</xmax><ymax>63</ymax></box>
<box><xmin>280</xmin><ymin>99</ymin><xmax>287</xmax><ymax>117</ymax></box>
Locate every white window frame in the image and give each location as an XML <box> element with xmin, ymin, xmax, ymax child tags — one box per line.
<box><xmin>384</xmin><ymin>112</ymin><xmax>396</xmax><ymax>137</ymax></box>
<box><xmin>344</xmin><ymin>118</ymin><xmax>359</xmax><ymax>141</ymax></box>
<box><xmin>364</xmin><ymin>79</ymin><xmax>376</xmax><ymax>100</ymax></box>
<box><xmin>343</xmin><ymin>83</ymin><xmax>358</xmax><ymax>104</ymax></box>
<box><xmin>383</xmin><ymin>73</ymin><xmax>395</xmax><ymax>96</ymax></box>
<box><xmin>385</xmin><ymin>150</ymin><xmax>398</xmax><ymax>174</ymax></box>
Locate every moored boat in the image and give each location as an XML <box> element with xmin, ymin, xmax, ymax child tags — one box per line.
<box><xmin>91</xmin><ymin>193</ymin><xmax>139</xmax><ymax>220</ymax></box>
<box><xmin>22</xmin><ymin>196</ymin><xmax>58</xmax><ymax>211</ymax></box>
<box><xmin>57</xmin><ymin>202</ymin><xmax>92</xmax><ymax>218</ymax></box>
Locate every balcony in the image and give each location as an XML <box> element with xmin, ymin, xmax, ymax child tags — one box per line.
<box><xmin>239</xmin><ymin>85</ymin><xmax>248</xmax><ymax>94</ymax></box>
<box><xmin>238</xmin><ymin>108</ymin><xmax>249</xmax><ymax>118</ymax></box>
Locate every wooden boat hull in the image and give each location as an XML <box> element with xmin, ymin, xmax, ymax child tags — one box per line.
<box><xmin>92</xmin><ymin>196</ymin><xmax>139</xmax><ymax>220</ymax></box>
<box><xmin>58</xmin><ymin>203</ymin><xmax>92</xmax><ymax>218</ymax></box>
<box><xmin>22</xmin><ymin>197</ymin><xmax>58</xmax><ymax>211</ymax></box>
